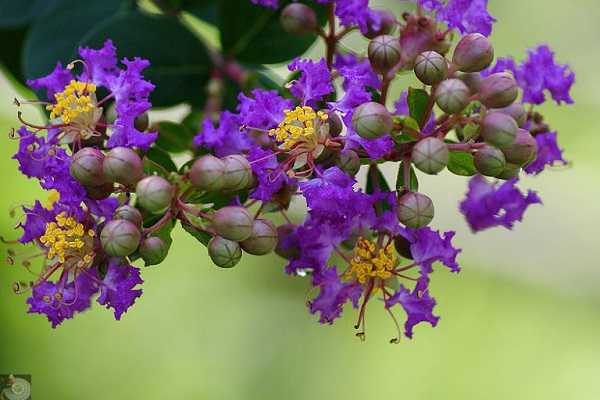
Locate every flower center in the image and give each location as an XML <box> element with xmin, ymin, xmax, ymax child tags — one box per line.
<box><xmin>269</xmin><ymin>106</ymin><xmax>328</xmax><ymax>149</ymax></box>
<box><xmin>344</xmin><ymin>238</ymin><xmax>397</xmax><ymax>284</ymax></box>
<box><xmin>39</xmin><ymin>212</ymin><xmax>95</xmax><ymax>265</ymax></box>
<box><xmin>47</xmin><ymin>80</ymin><xmax>97</xmax><ymax>124</ymax></box>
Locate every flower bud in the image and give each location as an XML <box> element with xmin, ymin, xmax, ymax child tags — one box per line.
<box><xmin>85</xmin><ymin>182</ymin><xmax>114</xmax><ymax>200</ymax></box>
<box><xmin>368</xmin><ymin>35</ymin><xmax>401</xmax><ymax>73</ymax></box>
<box><xmin>492</xmin><ymin>103</ymin><xmax>527</xmax><ymax>127</ymax></box>
<box><xmin>457</xmin><ymin>72</ymin><xmax>482</xmax><ymax>94</ymax></box>
<box><xmin>481</xmin><ymin>111</ymin><xmax>518</xmax><ymax>147</ymax></box>
<box><xmin>280</xmin><ymin>3</ymin><xmax>317</xmax><ymax>35</ymax></box>
<box><xmin>222</xmin><ymin>155</ymin><xmax>253</xmax><ymax>192</ymax></box>
<box><xmin>240</xmin><ymin>219</ymin><xmax>278</xmax><ymax>255</ymax></box>
<box><xmin>352</xmin><ymin>102</ymin><xmax>392</xmax><ymax>139</ymax></box>
<box><xmin>208</xmin><ymin>236</ymin><xmax>242</xmax><ymax>268</ymax></box>
<box><xmin>435</xmin><ymin>79</ymin><xmax>471</xmax><ymax>114</ymax></box>
<box><xmin>500</xmin><ymin>128</ymin><xmax>538</xmax><ymax>167</ymax></box>
<box><xmin>474</xmin><ymin>145</ymin><xmax>506</xmax><ymax>177</ymax></box>
<box><xmin>70</xmin><ymin>147</ymin><xmax>105</xmax><ymax>186</ymax></box>
<box><xmin>211</xmin><ymin>206</ymin><xmax>253</xmax><ymax>242</ymax></box>
<box><xmin>452</xmin><ymin>33</ymin><xmax>494</xmax><ymax>73</ymax></box>
<box><xmin>274</xmin><ymin>224</ymin><xmax>299</xmax><ymax>259</ymax></box>
<box><xmin>134</xmin><ymin>112</ymin><xmax>149</xmax><ymax>132</ymax></box>
<box><xmin>414</xmin><ymin>51</ymin><xmax>448</xmax><ymax>85</ymax></box>
<box><xmin>479</xmin><ymin>72</ymin><xmax>519</xmax><ymax>108</ymax></box>
<box><xmin>364</xmin><ymin>10</ymin><xmax>396</xmax><ymax>39</ymax></box>
<box><xmin>336</xmin><ymin>149</ymin><xmax>361</xmax><ymax>176</ymax></box>
<box><xmin>189</xmin><ymin>155</ymin><xmax>226</xmax><ymax>192</ymax></box>
<box><xmin>393</xmin><ymin>235</ymin><xmax>413</xmax><ymax>259</ymax></box>
<box><xmin>327</xmin><ymin>111</ymin><xmax>343</xmax><ymax>137</ymax></box>
<box><xmin>113</xmin><ymin>205</ymin><xmax>143</xmax><ymax>227</ymax></box>
<box><xmin>135</xmin><ymin>175</ymin><xmax>173</xmax><ymax>213</ymax></box>
<box><xmin>497</xmin><ymin>163</ymin><xmax>521</xmax><ymax>180</ymax></box>
<box><xmin>103</xmin><ymin>147</ymin><xmax>143</xmax><ymax>186</ymax></box>
<box><xmin>100</xmin><ymin>219</ymin><xmax>141</xmax><ymax>257</ymax></box>
<box><xmin>397</xmin><ymin>192</ymin><xmax>434</xmax><ymax>228</ymax></box>
<box><xmin>139</xmin><ymin>236</ymin><xmax>169</xmax><ymax>265</ymax></box>
<box><xmin>412</xmin><ymin>137</ymin><xmax>449</xmax><ymax>175</ymax></box>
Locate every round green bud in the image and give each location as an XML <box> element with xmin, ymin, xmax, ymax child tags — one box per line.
<box><xmin>435</xmin><ymin>79</ymin><xmax>471</xmax><ymax>114</ymax></box>
<box><xmin>85</xmin><ymin>182</ymin><xmax>114</xmax><ymax>200</ymax></box>
<box><xmin>432</xmin><ymin>36</ymin><xmax>452</xmax><ymax>56</ymax></box>
<box><xmin>496</xmin><ymin>162</ymin><xmax>521</xmax><ymax>180</ymax></box>
<box><xmin>113</xmin><ymin>205</ymin><xmax>143</xmax><ymax>227</ymax></box>
<box><xmin>457</xmin><ymin>72</ymin><xmax>482</xmax><ymax>94</ymax></box>
<box><xmin>274</xmin><ymin>224</ymin><xmax>299</xmax><ymax>260</ymax></box>
<box><xmin>474</xmin><ymin>145</ymin><xmax>506</xmax><ymax>177</ymax></box>
<box><xmin>364</xmin><ymin>10</ymin><xmax>396</xmax><ymax>39</ymax></box>
<box><xmin>479</xmin><ymin>72</ymin><xmax>519</xmax><ymax>108</ymax></box>
<box><xmin>211</xmin><ymin>206</ymin><xmax>254</xmax><ymax>242</ymax></box>
<box><xmin>240</xmin><ymin>219</ymin><xmax>278</xmax><ymax>255</ymax></box>
<box><xmin>501</xmin><ymin>128</ymin><xmax>538</xmax><ymax>167</ymax></box>
<box><xmin>414</xmin><ymin>51</ymin><xmax>448</xmax><ymax>85</ymax></box>
<box><xmin>70</xmin><ymin>147</ymin><xmax>105</xmax><ymax>186</ymax></box>
<box><xmin>135</xmin><ymin>175</ymin><xmax>173</xmax><ymax>213</ymax></box>
<box><xmin>452</xmin><ymin>33</ymin><xmax>494</xmax><ymax>73</ymax></box>
<box><xmin>189</xmin><ymin>155</ymin><xmax>226</xmax><ymax>192</ymax></box>
<box><xmin>492</xmin><ymin>103</ymin><xmax>527</xmax><ymax>127</ymax></box>
<box><xmin>100</xmin><ymin>219</ymin><xmax>141</xmax><ymax>257</ymax></box>
<box><xmin>393</xmin><ymin>235</ymin><xmax>413</xmax><ymax>260</ymax></box>
<box><xmin>336</xmin><ymin>149</ymin><xmax>361</xmax><ymax>176</ymax></box>
<box><xmin>103</xmin><ymin>147</ymin><xmax>143</xmax><ymax>186</ymax></box>
<box><xmin>139</xmin><ymin>236</ymin><xmax>169</xmax><ymax>265</ymax></box>
<box><xmin>134</xmin><ymin>112</ymin><xmax>149</xmax><ymax>132</ymax></box>
<box><xmin>412</xmin><ymin>137</ymin><xmax>449</xmax><ymax>175</ymax></box>
<box><xmin>222</xmin><ymin>155</ymin><xmax>252</xmax><ymax>192</ymax></box>
<box><xmin>481</xmin><ymin>111</ymin><xmax>518</xmax><ymax>147</ymax></box>
<box><xmin>208</xmin><ymin>236</ymin><xmax>242</xmax><ymax>268</ymax></box>
<box><xmin>368</xmin><ymin>35</ymin><xmax>402</xmax><ymax>73</ymax></box>
<box><xmin>352</xmin><ymin>102</ymin><xmax>393</xmax><ymax>139</ymax></box>
<box><xmin>397</xmin><ymin>192</ymin><xmax>434</xmax><ymax>228</ymax></box>
<box><xmin>327</xmin><ymin>111</ymin><xmax>343</xmax><ymax>137</ymax></box>
<box><xmin>280</xmin><ymin>3</ymin><xmax>317</xmax><ymax>35</ymax></box>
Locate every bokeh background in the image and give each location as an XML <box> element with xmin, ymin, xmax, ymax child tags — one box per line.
<box><xmin>1</xmin><ymin>0</ymin><xmax>599</xmax><ymax>398</ymax></box>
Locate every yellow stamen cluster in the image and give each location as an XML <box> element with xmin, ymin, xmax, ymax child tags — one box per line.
<box><xmin>47</xmin><ymin>80</ymin><xmax>97</xmax><ymax>124</ymax></box>
<box><xmin>344</xmin><ymin>238</ymin><xmax>397</xmax><ymax>284</ymax></box>
<box><xmin>39</xmin><ymin>212</ymin><xmax>95</xmax><ymax>263</ymax></box>
<box><xmin>269</xmin><ymin>106</ymin><xmax>328</xmax><ymax>149</ymax></box>
<box><xmin>43</xmin><ymin>190</ymin><xmax>61</xmax><ymax>210</ymax></box>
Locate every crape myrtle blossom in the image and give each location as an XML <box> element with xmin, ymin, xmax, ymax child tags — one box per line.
<box><xmin>416</xmin><ymin>0</ymin><xmax>496</xmax><ymax>37</ymax></box>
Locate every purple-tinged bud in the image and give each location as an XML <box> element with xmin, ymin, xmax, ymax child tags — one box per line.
<box><xmin>414</xmin><ymin>51</ymin><xmax>448</xmax><ymax>85</ymax></box>
<box><xmin>457</xmin><ymin>72</ymin><xmax>482</xmax><ymax>94</ymax></box>
<box><xmin>222</xmin><ymin>155</ymin><xmax>252</xmax><ymax>192</ymax></box>
<box><xmin>274</xmin><ymin>224</ymin><xmax>299</xmax><ymax>259</ymax></box>
<box><xmin>481</xmin><ymin>111</ymin><xmax>518</xmax><ymax>147</ymax></box>
<box><xmin>368</xmin><ymin>35</ymin><xmax>401</xmax><ymax>73</ymax></box>
<box><xmin>208</xmin><ymin>236</ymin><xmax>242</xmax><ymax>268</ymax></box>
<box><xmin>135</xmin><ymin>176</ymin><xmax>173</xmax><ymax>213</ymax></box>
<box><xmin>474</xmin><ymin>145</ymin><xmax>506</xmax><ymax>177</ymax></box>
<box><xmin>492</xmin><ymin>103</ymin><xmax>527</xmax><ymax>127</ymax></box>
<box><xmin>397</xmin><ymin>192</ymin><xmax>434</xmax><ymax>228</ymax></box>
<box><xmin>113</xmin><ymin>205</ymin><xmax>143</xmax><ymax>227</ymax></box>
<box><xmin>70</xmin><ymin>147</ymin><xmax>105</xmax><ymax>186</ymax></box>
<box><xmin>85</xmin><ymin>182</ymin><xmax>114</xmax><ymax>200</ymax></box>
<box><xmin>189</xmin><ymin>155</ymin><xmax>226</xmax><ymax>192</ymax></box>
<box><xmin>240</xmin><ymin>219</ymin><xmax>278</xmax><ymax>255</ymax></box>
<box><xmin>412</xmin><ymin>137</ymin><xmax>449</xmax><ymax>175</ymax></box>
<box><xmin>452</xmin><ymin>33</ymin><xmax>494</xmax><ymax>73</ymax></box>
<box><xmin>435</xmin><ymin>79</ymin><xmax>471</xmax><ymax>114</ymax></box>
<box><xmin>364</xmin><ymin>10</ymin><xmax>396</xmax><ymax>39</ymax></box>
<box><xmin>337</xmin><ymin>149</ymin><xmax>361</xmax><ymax>176</ymax></box>
<box><xmin>139</xmin><ymin>236</ymin><xmax>169</xmax><ymax>265</ymax></box>
<box><xmin>211</xmin><ymin>206</ymin><xmax>253</xmax><ymax>242</ymax></box>
<box><xmin>479</xmin><ymin>72</ymin><xmax>519</xmax><ymax>108</ymax></box>
<box><xmin>352</xmin><ymin>102</ymin><xmax>392</xmax><ymax>139</ymax></box>
<box><xmin>327</xmin><ymin>111</ymin><xmax>343</xmax><ymax>137</ymax></box>
<box><xmin>103</xmin><ymin>147</ymin><xmax>143</xmax><ymax>186</ymax></box>
<box><xmin>501</xmin><ymin>128</ymin><xmax>538</xmax><ymax>167</ymax></box>
<box><xmin>280</xmin><ymin>3</ymin><xmax>317</xmax><ymax>35</ymax></box>
<box><xmin>393</xmin><ymin>234</ymin><xmax>413</xmax><ymax>260</ymax></box>
<box><xmin>134</xmin><ymin>112</ymin><xmax>149</xmax><ymax>132</ymax></box>
<box><xmin>100</xmin><ymin>220</ymin><xmax>141</xmax><ymax>257</ymax></box>
<box><xmin>497</xmin><ymin>163</ymin><xmax>521</xmax><ymax>180</ymax></box>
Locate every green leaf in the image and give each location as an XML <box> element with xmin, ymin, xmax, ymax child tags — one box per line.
<box><xmin>447</xmin><ymin>151</ymin><xmax>477</xmax><ymax>176</ymax></box>
<box><xmin>144</xmin><ymin>146</ymin><xmax>178</xmax><ymax>176</ymax></box>
<box><xmin>182</xmin><ymin>0</ymin><xmax>219</xmax><ymax>24</ymax></box>
<box><xmin>0</xmin><ymin>0</ymin><xmax>59</xmax><ymax>28</ymax></box>
<box><xmin>395</xmin><ymin>161</ymin><xmax>419</xmax><ymax>192</ymax></box>
<box><xmin>407</xmin><ymin>87</ymin><xmax>430</xmax><ymax>128</ymax></box>
<box><xmin>182</xmin><ymin>109</ymin><xmax>204</xmax><ymax>132</ymax></box>
<box><xmin>155</xmin><ymin>121</ymin><xmax>195</xmax><ymax>153</ymax></box>
<box><xmin>181</xmin><ymin>221</ymin><xmax>212</xmax><ymax>246</ymax></box>
<box><xmin>366</xmin><ymin>165</ymin><xmax>390</xmax><ymax>194</ymax></box>
<box><xmin>0</xmin><ymin>27</ymin><xmax>28</xmax><ymax>84</ymax></box>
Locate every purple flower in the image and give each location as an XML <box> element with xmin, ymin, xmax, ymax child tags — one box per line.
<box><xmin>343</xmin><ymin>112</ymin><xmax>394</xmax><ymax>159</ymax></box>
<box><xmin>335</xmin><ymin>0</ymin><xmax>381</xmax><ymax>34</ymax></box>
<box><xmin>247</xmin><ymin>146</ymin><xmax>288</xmax><ymax>201</ymax></box>
<box><xmin>96</xmin><ymin>260</ymin><xmax>144</xmax><ymax>320</ymax></box>
<box><xmin>288</xmin><ymin>58</ymin><xmax>333</xmax><ymax>105</ymax></box>
<box><xmin>237</xmin><ymin>89</ymin><xmax>292</xmax><ymax>130</ymax></box>
<box><xmin>524</xmin><ymin>132</ymin><xmax>567</xmax><ymax>175</ymax></box>
<box><xmin>437</xmin><ymin>0</ymin><xmax>496</xmax><ymax>37</ymax></box>
<box><xmin>27</xmin><ymin>63</ymin><xmax>72</xmax><ymax>99</ymax></box>
<box><xmin>332</xmin><ymin>53</ymin><xmax>380</xmax><ymax>113</ymax></box>
<box><xmin>284</xmin><ymin>222</ymin><xmax>342</xmax><ymax>276</ymax></box>
<box><xmin>460</xmin><ymin>175</ymin><xmax>542</xmax><ymax>232</ymax></box>
<box><xmin>482</xmin><ymin>57</ymin><xmax>519</xmax><ymax>77</ymax></box>
<box><xmin>308</xmin><ymin>266</ymin><xmax>362</xmax><ymax>324</ymax></box>
<box><xmin>250</xmin><ymin>0</ymin><xmax>278</xmax><ymax>8</ymax></box>
<box><xmin>194</xmin><ymin>112</ymin><xmax>249</xmax><ymax>157</ymax></box>
<box><xmin>385</xmin><ymin>285</ymin><xmax>439</xmax><ymax>338</ymax></box>
<box><xmin>401</xmin><ymin>227</ymin><xmax>461</xmax><ymax>273</ymax></box>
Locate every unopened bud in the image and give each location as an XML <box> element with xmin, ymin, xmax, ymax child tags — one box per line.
<box><xmin>70</xmin><ymin>147</ymin><xmax>105</xmax><ymax>186</ymax></box>
<box><xmin>240</xmin><ymin>219</ymin><xmax>278</xmax><ymax>255</ymax></box>
<box><xmin>364</xmin><ymin>10</ymin><xmax>396</xmax><ymax>39</ymax></box>
<box><xmin>412</xmin><ymin>137</ymin><xmax>449</xmax><ymax>175</ymax></box>
<box><xmin>135</xmin><ymin>175</ymin><xmax>173</xmax><ymax>213</ymax></box>
<box><xmin>189</xmin><ymin>155</ymin><xmax>226</xmax><ymax>192</ymax></box>
<box><xmin>139</xmin><ymin>236</ymin><xmax>169</xmax><ymax>265</ymax></box>
<box><xmin>134</xmin><ymin>112</ymin><xmax>149</xmax><ymax>132</ymax></box>
<box><xmin>492</xmin><ymin>103</ymin><xmax>527</xmax><ymax>127</ymax></box>
<box><xmin>208</xmin><ymin>236</ymin><xmax>242</xmax><ymax>268</ymax></box>
<box><xmin>85</xmin><ymin>182</ymin><xmax>114</xmax><ymax>200</ymax></box>
<box><xmin>368</xmin><ymin>35</ymin><xmax>401</xmax><ymax>73</ymax></box>
<box><xmin>481</xmin><ymin>111</ymin><xmax>518</xmax><ymax>147</ymax></box>
<box><xmin>222</xmin><ymin>155</ymin><xmax>252</xmax><ymax>191</ymax></box>
<box><xmin>327</xmin><ymin>111</ymin><xmax>343</xmax><ymax>137</ymax></box>
<box><xmin>474</xmin><ymin>145</ymin><xmax>506</xmax><ymax>177</ymax></box>
<box><xmin>103</xmin><ymin>147</ymin><xmax>143</xmax><ymax>186</ymax></box>
<box><xmin>100</xmin><ymin>220</ymin><xmax>141</xmax><ymax>257</ymax></box>
<box><xmin>457</xmin><ymin>72</ymin><xmax>482</xmax><ymax>94</ymax></box>
<box><xmin>393</xmin><ymin>235</ymin><xmax>413</xmax><ymax>259</ymax></box>
<box><xmin>352</xmin><ymin>102</ymin><xmax>392</xmax><ymax>139</ymax></box>
<box><xmin>113</xmin><ymin>205</ymin><xmax>143</xmax><ymax>227</ymax></box>
<box><xmin>435</xmin><ymin>79</ymin><xmax>471</xmax><ymax>114</ymax></box>
<box><xmin>337</xmin><ymin>149</ymin><xmax>361</xmax><ymax>176</ymax></box>
<box><xmin>452</xmin><ymin>33</ymin><xmax>494</xmax><ymax>73</ymax></box>
<box><xmin>479</xmin><ymin>72</ymin><xmax>519</xmax><ymax>108</ymax></box>
<box><xmin>414</xmin><ymin>51</ymin><xmax>448</xmax><ymax>85</ymax></box>
<box><xmin>496</xmin><ymin>162</ymin><xmax>521</xmax><ymax>180</ymax></box>
<box><xmin>280</xmin><ymin>3</ymin><xmax>317</xmax><ymax>35</ymax></box>
<box><xmin>274</xmin><ymin>224</ymin><xmax>299</xmax><ymax>260</ymax></box>
<box><xmin>211</xmin><ymin>206</ymin><xmax>253</xmax><ymax>241</ymax></box>
<box><xmin>397</xmin><ymin>192</ymin><xmax>434</xmax><ymax>228</ymax></box>
<box><xmin>501</xmin><ymin>128</ymin><xmax>538</xmax><ymax>167</ymax></box>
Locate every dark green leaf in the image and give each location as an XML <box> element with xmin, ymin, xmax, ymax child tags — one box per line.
<box><xmin>155</xmin><ymin>121</ymin><xmax>195</xmax><ymax>153</ymax></box>
<box><xmin>182</xmin><ymin>109</ymin><xmax>204</xmax><ymax>132</ymax></box>
<box><xmin>366</xmin><ymin>165</ymin><xmax>390</xmax><ymax>194</ymax></box>
<box><xmin>0</xmin><ymin>27</ymin><xmax>27</xmax><ymax>84</ymax></box>
<box><xmin>396</xmin><ymin>161</ymin><xmax>419</xmax><ymax>192</ymax></box>
<box><xmin>407</xmin><ymin>87</ymin><xmax>430</xmax><ymax>128</ymax></box>
<box><xmin>144</xmin><ymin>146</ymin><xmax>178</xmax><ymax>176</ymax></box>
<box><xmin>0</xmin><ymin>0</ymin><xmax>59</xmax><ymax>28</ymax></box>
<box><xmin>447</xmin><ymin>151</ymin><xmax>477</xmax><ymax>176</ymax></box>
<box><xmin>182</xmin><ymin>0</ymin><xmax>219</xmax><ymax>24</ymax></box>
<box><xmin>181</xmin><ymin>221</ymin><xmax>212</xmax><ymax>246</ymax></box>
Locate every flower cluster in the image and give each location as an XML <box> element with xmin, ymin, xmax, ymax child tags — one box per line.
<box><xmin>4</xmin><ymin>0</ymin><xmax>574</xmax><ymax>343</ymax></box>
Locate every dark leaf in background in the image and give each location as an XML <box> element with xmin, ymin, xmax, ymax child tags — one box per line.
<box><xmin>395</xmin><ymin>161</ymin><xmax>419</xmax><ymax>192</ymax></box>
<box><xmin>366</xmin><ymin>164</ymin><xmax>391</xmax><ymax>194</ymax></box>
<box><xmin>155</xmin><ymin>121</ymin><xmax>195</xmax><ymax>153</ymax></box>
<box><xmin>181</xmin><ymin>221</ymin><xmax>212</xmax><ymax>246</ymax></box>
<box><xmin>181</xmin><ymin>0</ymin><xmax>219</xmax><ymax>24</ymax></box>
<box><xmin>0</xmin><ymin>27</ymin><xmax>27</xmax><ymax>84</ymax></box>
<box><xmin>144</xmin><ymin>146</ymin><xmax>178</xmax><ymax>176</ymax></box>
<box><xmin>0</xmin><ymin>0</ymin><xmax>60</xmax><ymax>28</ymax></box>
<box><xmin>407</xmin><ymin>87</ymin><xmax>430</xmax><ymax>128</ymax></box>
<box><xmin>447</xmin><ymin>151</ymin><xmax>477</xmax><ymax>176</ymax></box>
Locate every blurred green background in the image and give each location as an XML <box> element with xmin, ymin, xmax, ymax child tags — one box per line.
<box><xmin>1</xmin><ymin>0</ymin><xmax>600</xmax><ymax>398</ymax></box>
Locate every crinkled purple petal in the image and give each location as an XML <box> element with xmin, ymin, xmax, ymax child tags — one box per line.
<box><xmin>79</xmin><ymin>39</ymin><xmax>118</xmax><ymax>86</ymax></box>
<box><xmin>309</xmin><ymin>266</ymin><xmax>362</xmax><ymax>324</ymax></box>
<box><xmin>385</xmin><ymin>285</ymin><xmax>439</xmax><ymax>338</ymax></box>
<box><xmin>524</xmin><ymin>132</ymin><xmax>567</xmax><ymax>175</ymax></box>
<box><xmin>288</xmin><ymin>58</ymin><xmax>333</xmax><ymax>105</ymax></box>
<box><xmin>247</xmin><ymin>146</ymin><xmax>288</xmax><ymax>201</ymax></box>
<box><xmin>437</xmin><ymin>0</ymin><xmax>496</xmax><ymax>37</ymax></box>
<box><xmin>194</xmin><ymin>111</ymin><xmax>249</xmax><ymax>157</ymax></box>
<box><xmin>27</xmin><ymin>63</ymin><xmax>72</xmax><ymax>100</ymax></box>
<box><xmin>96</xmin><ymin>260</ymin><xmax>143</xmax><ymax>320</ymax></box>
<box><xmin>401</xmin><ymin>227</ymin><xmax>461</xmax><ymax>273</ymax></box>
<box><xmin>237</xmin><ymin>89</ymin><xmax>293</xmax><ymax>130</ymax></box>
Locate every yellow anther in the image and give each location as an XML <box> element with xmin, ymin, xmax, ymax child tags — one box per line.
<box><xmin>343</xmin><ymin>238</ymin><xmax>397</xmax><ymax>284</ymax></box>
<box><xmin>268</xmin><ymin>106</ymin><xmax>329</xmax><ymax>149</ymax></box>
<box><xmin>43</xmin><ymin>190</ymin><xmax>61</xmax><ymax>210</ymax></box>
<box><xmin>40</xmin><ymin>212</ymin><xmax>95</xmax><ymax>264</ymax></box>
<box><xmin>47</xmin><ymin>80</ymin><xmax>97</xmax><ymax>124</ymax></box>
